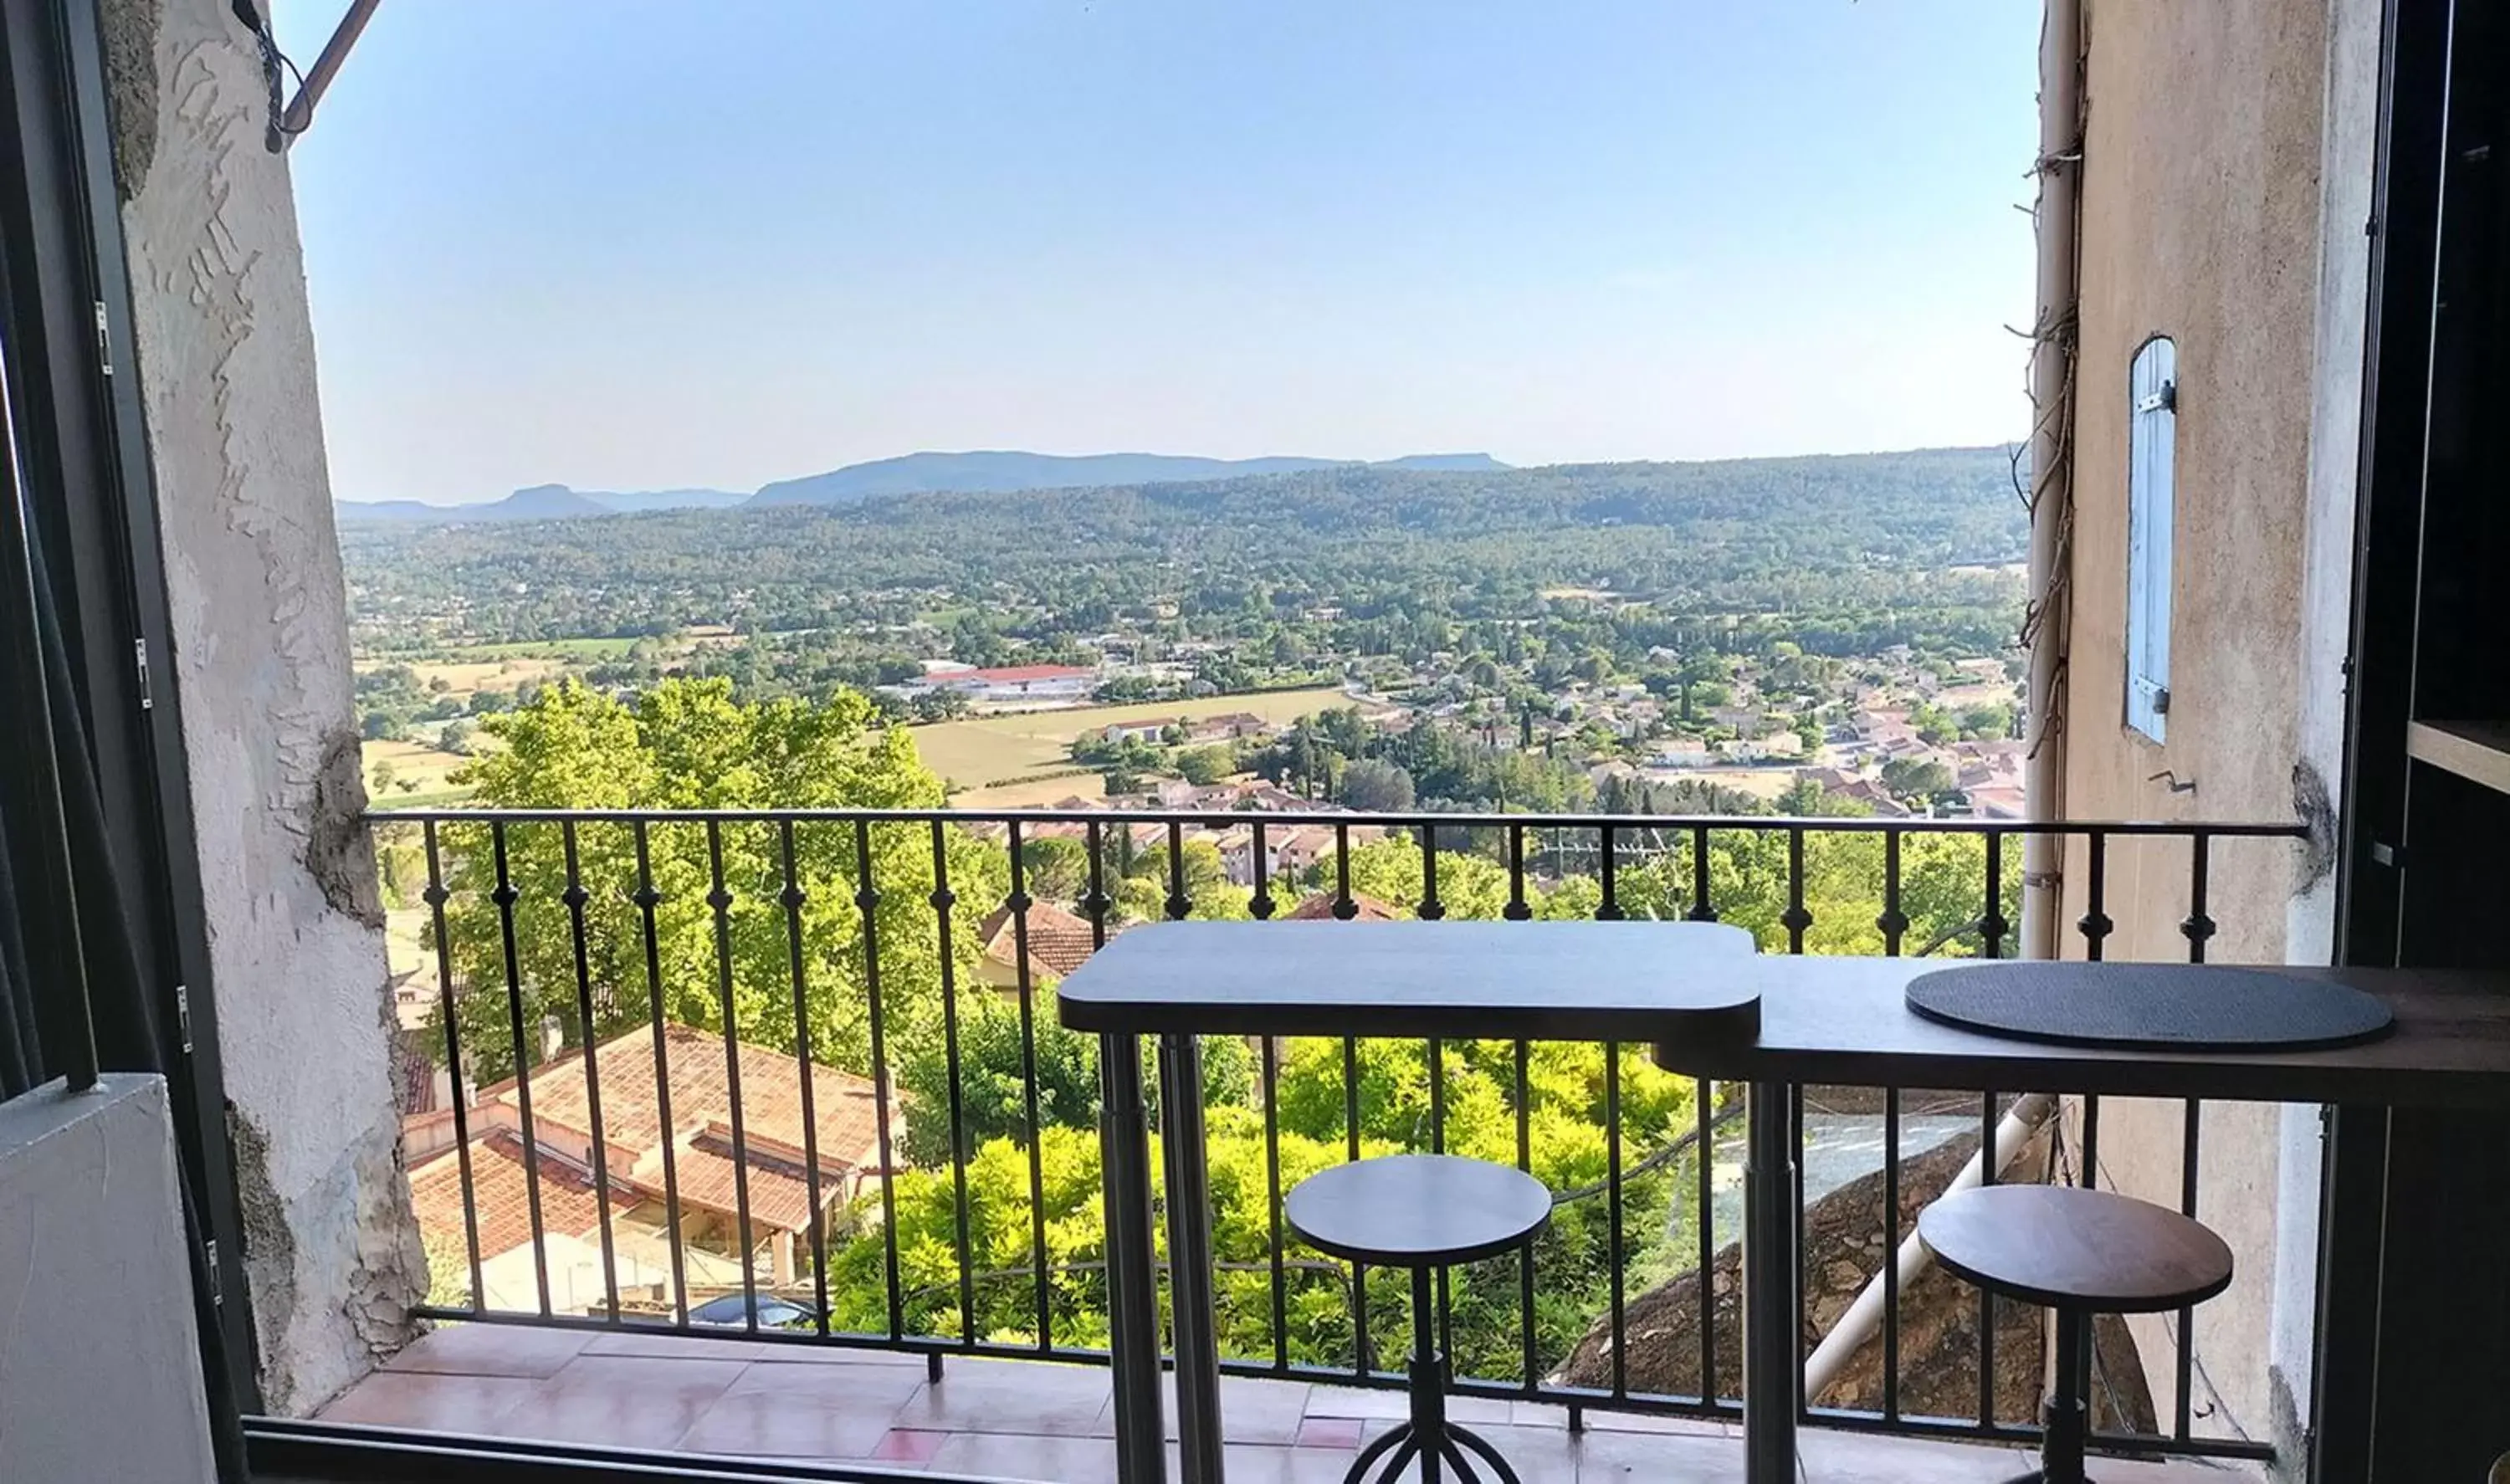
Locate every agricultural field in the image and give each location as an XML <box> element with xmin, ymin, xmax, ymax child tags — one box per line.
<box><xmin>906</xmin><ymin>685</ymin><xmax>1354</xmax><ymax>792</ymax></box>
<box><xmin>361</xmin><ymin>736</ymin><xmax>476</xmax><ymax>805</ymax></box>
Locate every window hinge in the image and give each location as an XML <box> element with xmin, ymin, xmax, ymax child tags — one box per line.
<box><xmin>94</xmin><ymin>300</ymin><xmax>112</xmax><ymax>376</ymax></box>
<box><xmin>175</xmin><ymin>983</ymin><xmax>192</xmax><ymax>1054</ymax></box>
<box><xmin>135</xmin><ymin>637</ymin><xmax>153</xmax><ymax>710</ymax></box>
<box><xmin>203</xmin><ymin>1239</ymin><xmax>222</xmax><ymax>1305</ymax></box>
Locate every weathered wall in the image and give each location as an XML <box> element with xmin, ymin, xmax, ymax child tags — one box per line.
<box><xmin>0</xmin><ymin>1077</ymin><xmax>219</xmax><ymax>1484</ymax></box>
<box><xmin>2062</xmin><ymin>0</ymin><xmax>2376</xmax><ymax>1465</ymax></box>
<box><xmin>103</xmin><ymin>0</ymin><xmax>423</xmax><ymax>1413</ymax></box>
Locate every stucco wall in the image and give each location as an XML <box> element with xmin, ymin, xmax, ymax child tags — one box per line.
<box><xmin>0</xmin><ymin>1077</ymin><xmax>219</xmax><ymax>1484</ymax></box>
<box><xmin>2062</xmin><ymin>0</ymin><xmax>2375</xmax><ymax>1463</ymax></box>
<box><xmin>104</xmin><ymin>0</ymin><xmax>422</xmax><ymax>1414</ymax></box>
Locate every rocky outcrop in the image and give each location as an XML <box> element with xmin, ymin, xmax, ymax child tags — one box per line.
<box><xmin>1554</xmin><ymin>1130</ymin><xmax>2156</xmax><ymax>1432</ymax></box>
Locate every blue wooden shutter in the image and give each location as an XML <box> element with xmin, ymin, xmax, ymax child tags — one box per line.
<box><xmin>2126</xmin><ymin>337</ymin><xmax>2176</xmax><ymax>743</ymax></box>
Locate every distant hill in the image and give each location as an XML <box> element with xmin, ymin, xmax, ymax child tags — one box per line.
<box><xmin>579</xmin><ymin>487</ymin><xmax>752</xmax><ymax>514</ymax></box>
<box><xmin>746</xmin><ymin>450</ymin><xmax>1509</xmax><ymax>507</ymax></box>
<box><xmin>337</xmin><ymin>456</ymin><xmax>1509</xmax><ymax>522</ymax></box>
<box><xmin>338</xmin><ymin>483</ymin><xmax>746</xmax><ymax>523</ymax></box>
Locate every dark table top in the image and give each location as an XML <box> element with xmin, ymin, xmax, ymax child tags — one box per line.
<box><xmin>1664</xmin><ymin>956</ymin><xmax>2510</xmax><ymax>1108</ymax></box>
<box><xmin>1052</xmin><ymin>922</ymin><xmax>2510</xmax><ymax>1108</ymax></box>
<box><xmin>1053</xmin><ymin>919</ymin><xmax>1763</xmax><ymax>1041</ymax></box>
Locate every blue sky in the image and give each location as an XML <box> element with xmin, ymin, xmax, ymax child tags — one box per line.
<box><xmin>274</xmin><ymin>2</ymin><xmax>2041</xmax><ymax>504</ymax></box>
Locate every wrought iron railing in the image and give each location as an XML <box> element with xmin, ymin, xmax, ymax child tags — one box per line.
<box><xmin>368</xmin><ymin>806</ymin><xmax>2302</xmax><ymax>1463</ymax></box>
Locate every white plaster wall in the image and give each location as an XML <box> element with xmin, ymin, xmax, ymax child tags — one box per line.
<box><xmin>108</xmin><ymin>0</ymin><xmax>422</xmax><ymax>1414</ymax></box>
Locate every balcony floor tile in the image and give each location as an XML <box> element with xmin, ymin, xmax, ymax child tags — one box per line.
<box><xmin>317</xmin><ymin>1328</ymin><xmax>2264</xmax><ymax>1482</ymax></box>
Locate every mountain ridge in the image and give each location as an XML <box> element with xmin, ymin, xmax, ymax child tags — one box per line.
<box><xmin>336</xmin><ymin>451</ymin><xmax>1511</xmax><ymax>523</ymax></box>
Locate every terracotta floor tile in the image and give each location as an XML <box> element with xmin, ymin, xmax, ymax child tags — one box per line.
<box><xmin>1194</xmin><ymin>1441</ymin><xmax>1370</xmax><ymax>1483</ymax></box>
<box><xmin>1305</xmin><ymin>1383</ymin><xmax>1514</xmax><ymax>1425</ymax></box>
<box><xmin>1294</xmin><ymin>1416</ymin><xmax>1365</xmax><ymax>1449</ymax></box>
<box><xmin>890</xmin><ymin>1359</ymin><xmax>1112</xmax><ymax>1437</ymax></box>
<box><xmin>384</xmin><ymin>1323</ymin><xmax>592</xmax><ymax>1379</ymax></box>
<box><xmin>927</xmin><ymin>1430</ymin><xmax>1119</xmax><ymax>1479</ymax></box>
<box><xmin>491</xmin><ymin>1354</ymin><xmax>747</xmax><ymax>1451</ymax></box>
<box><xmin>675</xmin><ymin>1390</ymin><xmax>901</xmax><ymax>1461</ymax></box>
<box><xmin>720</xmin><ymin>1356</ymin><xmax>927</xmax><ymax>1409</ymax></box>
<box><xmin>581</xmin><ymin>1329</ymin><xmax>767</xmax><ymax>1363</ymax></box>
<box><xmin>314</xmin><ymin>1371</ymin><xmax>536</xmax><ymax>1435</ymax></box>
<box><xmin>867</xmin><ymin>1428</ymin><xmax>949</xmax><ymax>1462</ymax></box>
<box><xmin>1086</xmin><ymin>1373</ymin><xmax>1313</xmax><ymax>1445</ymax></box>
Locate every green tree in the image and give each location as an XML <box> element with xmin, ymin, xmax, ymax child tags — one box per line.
<box><xmin>431</xmin><ymin>678</ymin><xmax>1001</xmax><ymax>1082</ymax></box>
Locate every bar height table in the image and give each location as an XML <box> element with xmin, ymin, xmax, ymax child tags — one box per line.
<box><xmin>1061</xmin><ymin>928</ymin><xmax>2510</xmax><ymax>1484</ymax></box>
<box><xmin>1056</xmin><ymin>919</ymin><xmax>1762</xmax><ymax>1484</ymax></box>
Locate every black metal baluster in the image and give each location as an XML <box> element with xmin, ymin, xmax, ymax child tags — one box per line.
<box><xmin>1165</xmin><ymin>820</ymin><xmax>1190</xmax><ymax>920</ymax></box>
<box><xmin>1877</xmin><ymin>829</ymin><xmax>1908</xmax><ymax>955</ymax></box>
<box><xmin>1083</xmin><ymin>821</ymin><xmax>1109</xmax><ymax>946</ymax></box>
<box><xmin>930</xmin><ymin>821</ymin><xmax>976</xmax><ymax>1346</ymax></box>
<box><xmin>853</xmin><ymin>819</ymin><xmax>904</xmax><ymax>1341</ymax></box>
<box><xmin>1688</xmin><ymin>825</ymin><xmax>1716</xmax><ymax>921</ymax></box>
<box><xmin>1262</xmin><ymin>1028</ymin><xmax>1288</xmax><ymax>1374</ymax></box>
<box><xmin>1007</xmin><ymin>824</ymin><xmax>1053</xmax><ymax>1352</ymax></box>
<box><xmin>1882</xmin><ymin>1084</ymin><xmax>1901</xmax><ymax>1423</ymax></box>
<box><xmin>2181</xmin><ymin>831</ymin><xmax>2215</xmax><ymax>965</ymax></box>
<box><xmin>1504</xmin><ymin>824</ymin><xmax>1532</xmax><ymax>922</ymax></box>
<box><xmin>1515</xmin><ymin>1039</ymin><xmax>1537</xmax><ymax>1391</ymax></box>
<box><xmin>1606</xmin><ymin>1041</ymin><xmax>1627</xmax><ymax>1400</ymax></box>
<box><xmin>1250</xmin><ymin>820</ymin><xmax>1275</xmax><ymax>919</ymax></box>
<box><xmin>1345</xmin><ymin>1031</ymin><xmax>1369</xmax><ymax>1374</ymax></box>
<box><xmin>1598</xmin><ymin>825</ymin><xmax>1623</xmax><ymax>920</ymax></box>
<box><xmin>704</xmin><ymin>821</ymin><xmax>760</xmax><ymax>1333</ymax></box>
<box><xmin>1418</xmin><ymin>823</ymin><xmax>1443</xmax><ymax>919</ymax></box>
<box><xmin>560</xmin><ymin>822</ymin><xmax>622</xmax><ymax>1322</ymax></box>
<box><xmin>2080</xmin><ymin>829</ymin><xmax>2112</xmax><ymax>961</ymax></box>
<box><xmin>776</xmin><ymin>821</ymin><xmax>832</xmax><ymax>1337</ymax></box>
<box><xmin>422</xmin><ymin>821</ymin><xmax>485</xmax><ymax>1312</ymax></box>
<box><xmin>489</xmin><ymin>822</ymin><xmax>553</xmax><ymax>1317</ymax></box>
<box><xmin>1782</xmin><ymin>827</ymin><xmax>1811</xmax><ymax>954</ymax></box>
<box><xmin>1428</xmin><ymin>1031</ymin><xmax>1452</xmax><ymax>1367</ymax></box>
<box><xmin>2175</xmin><ymin>830</ymin><xmax>2211</xmax><ymax>1440</ymax></box>
<box><xmin>1982</xmin><ymin>832</ymin><xmax>2009</xmax><ymax>960</ymax></box>
<box><xmin>1696</xmin><ymin>1077</ymin><xmax>1715</xmax><ymax>1405</ymax></box>
<box><xmin>632</xmin><ymin>822</ymin><xmax>689</xmax><ymax>1324</ymax></box>
<box><xmin>2074</xmin><ymin>828</ymin><xmax>2110</xmax><ymax>1429</ymax></box>
<box><xmin>1334</xmin><ymin>822</ymin><xmax>1355</xmax><ymax>919</ymax></box>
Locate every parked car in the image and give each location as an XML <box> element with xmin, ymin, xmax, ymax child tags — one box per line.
<box><xmin>686</xmin><ymin>1292</ymin><xmax>821</xmax><ymax>1330</ymax></box>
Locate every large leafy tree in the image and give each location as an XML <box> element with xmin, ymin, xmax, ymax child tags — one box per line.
<box><xmin>428</xmin><ymin>678</ymin><xmax>1003</xmax><ymax>1081</ymax></box>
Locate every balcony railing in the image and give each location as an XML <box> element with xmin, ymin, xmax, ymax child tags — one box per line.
<box><xmin>368</xmin><ymin>806</ymin><xmax>2303</xmax><ymax>1466</ymax></box>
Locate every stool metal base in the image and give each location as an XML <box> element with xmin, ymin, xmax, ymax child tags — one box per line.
<box><xmin>1339</xmin><ymin>1419</ymin><xmax>1524</xmax><ymax>1484</ymax></box>
<box><xmin>1336</xmin><ymin>1266</ymin><xmax>1528</xmax><ymax>1484</ymax></box>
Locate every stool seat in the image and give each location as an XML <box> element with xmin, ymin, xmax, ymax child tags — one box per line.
<box><xmin>1287</xmin><ymin>1154</ymin><xmax>1552</xmax><ymax>1267</ymax></box>
<box><xmin>1918</xmin><ymin>1185</ymin><xmax>2233</xmax><ymax>1313</ymax></box>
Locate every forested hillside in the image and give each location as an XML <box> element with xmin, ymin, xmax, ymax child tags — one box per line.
<box><xmin>341</xmin><ymin>446</ymin><xmax>2025</xmax><ymax>649</ymax></box>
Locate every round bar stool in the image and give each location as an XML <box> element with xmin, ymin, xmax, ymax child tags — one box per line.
<box><xmin>1919</xmin><ymin>1185</ymin><xmax>2234</xmax><ymax>1484</ymax></box>
<box><xmin>1287</xmin><ymin>1154</ymin><xmax>1551</xmax><ymax>1484</ymax></box>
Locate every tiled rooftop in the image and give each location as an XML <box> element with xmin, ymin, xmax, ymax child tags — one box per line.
<box><xmin>320</xmin><ymin>1325</ymin><xmax>2267</xmax><ymax>1481</ymax></box>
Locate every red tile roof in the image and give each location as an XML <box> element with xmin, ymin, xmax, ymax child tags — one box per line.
<box><xmin>479</xmin><ymin>1023</ymin><xmax>889</xmax><ymax>1176</ymax></box>
<box><xmin>407</xmin><ymin>1128</ymin><xmax>633</xmax><ymax>1261</ymax></box>
<box><xmin>974</xmin><ymin>900</ymin><xmax>1100</xmax><ymax>980</ymax></box>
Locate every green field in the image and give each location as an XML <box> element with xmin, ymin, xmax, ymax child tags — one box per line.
<box><xmin>908</xmin><ymin>686</ymin><xmax>1352</xmax><ymax>791</ymax></box>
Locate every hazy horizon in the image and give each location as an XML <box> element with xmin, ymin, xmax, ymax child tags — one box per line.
<box><xmin>276</xmin><ymin>2</ymin><xmax>2039</xmax><ymax>506</ymax></box>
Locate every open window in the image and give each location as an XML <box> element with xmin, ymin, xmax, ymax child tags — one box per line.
<box><xmin>2126</xmin><ymin>335</ymin><xmax>2177</xmax><ymax>742</ymax></box>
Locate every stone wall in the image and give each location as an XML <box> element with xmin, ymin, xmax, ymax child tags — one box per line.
<box><xmin>1555</xmin><ymin>1132</ymin><xmax>2154</xmax><ymax>1433</ymax></box>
